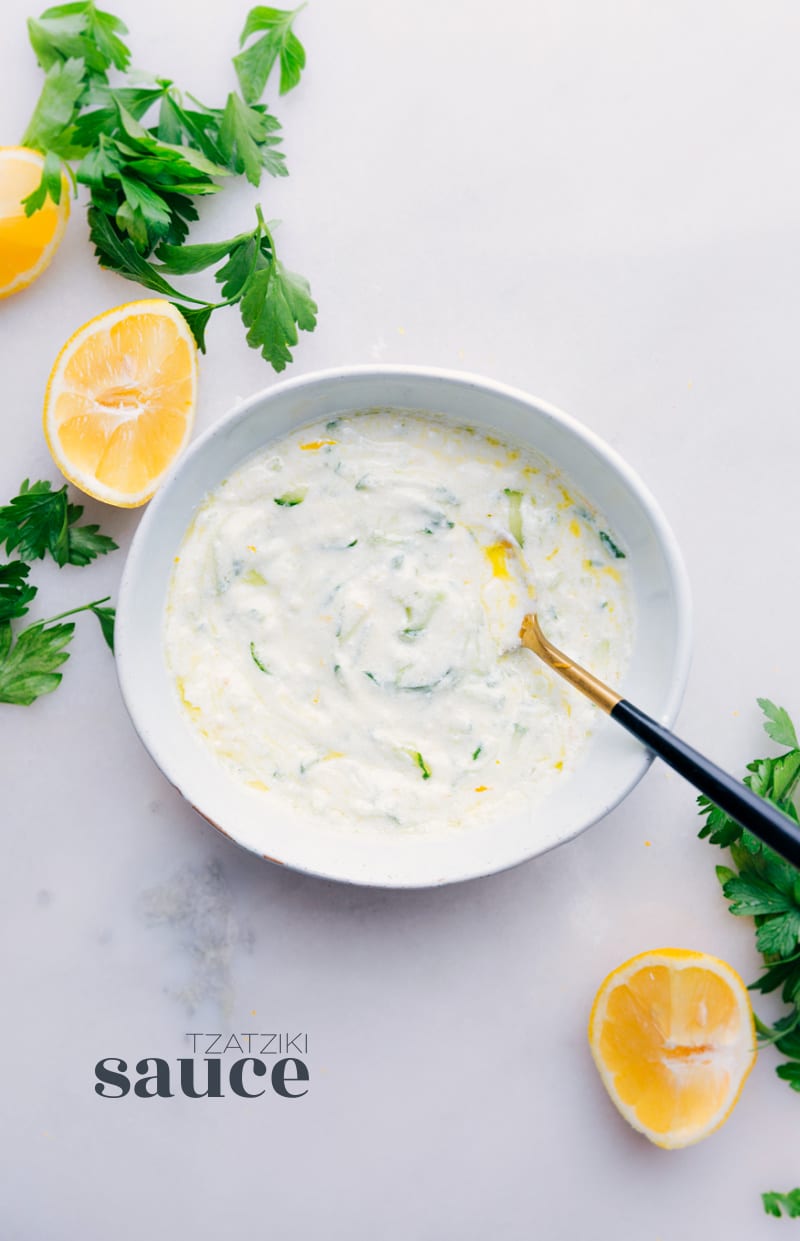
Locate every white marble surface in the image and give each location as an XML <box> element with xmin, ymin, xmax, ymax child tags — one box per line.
<box><xmin>2</xmin><ymin>1</ymin><xmax>800</xmax><ymax>1236</ymax></box>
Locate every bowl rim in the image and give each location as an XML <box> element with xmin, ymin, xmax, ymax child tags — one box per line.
<box><xmin>115</xmin><ymin>364</ymin><xmax>693</xmax><ymax>886</ymax></box>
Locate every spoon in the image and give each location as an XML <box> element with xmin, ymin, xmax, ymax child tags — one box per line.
<box><xmin>520</xmin><ymin>613</ymin><xmax>800</xmax><ymax>867</ymax></box>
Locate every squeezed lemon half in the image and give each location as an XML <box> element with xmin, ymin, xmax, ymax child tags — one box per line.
<box><xmin>588</xmin><ymin>947</ymin><xmax>757</xmax><ymax>1149</ymax></box>
<box><xmin>0</xmin><ymin>146</ymin><xmax>69</xmax><ymax>298</ymax></box>
<box><xmin>43</xmin><ymin>299</ymin><xmax>198</xmax><ymax>507</ymax></box>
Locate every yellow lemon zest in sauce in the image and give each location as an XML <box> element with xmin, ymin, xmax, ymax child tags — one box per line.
<box><xmin>247</xmin><ymin>779</ymin><xmax>270</xmax><ymax>791</ymax></box>
<box><xmin>300</xmin><ymin>439</ymin><xmax>337</xmax><ymax>451</ymax></box>
<box><xmin>569</xmin><ymin>518</ymin><xmax>581</xmax><ymax>537</ymax></box>
<box><xmin>554</xmin><ymin>760</ymin><xmax>564</xmax><ymax>770</ymax></box>
<box><xmin>176</xmin><ymin>677</ymin><xmax>200</xmax><ymax>719</ymax></box>
<box><xmin>247</xmin><ymin>544</ymin><xmax>256</xmax><ymax>552</ymax></box>
<box><xmin>323</xmin><ymin>751</ymin><xmax>344</xmax><ymax>761</ymax></box>
<box><xmin>484</xmin><ymin>542</ymin><xmax>511</xmax><ymax>578</ymax></box>
<box><xmin>475</xmin><ymin>785</ymin><xmax>489</xmax><ymax>792</ymax></box>
<box><xmin>545</xmin><ymin>546</ymin><xmax>560</xmax><ymax>561</ymax></box>
<box><xmin>557</xmin><ymin>486</ymin><xmax>575</xmax><ymax>510</ymax></box>
<box><xmin>602</xmin><ymin>565</ymin><xmax>622</xmax><ymax>583</ymax></box>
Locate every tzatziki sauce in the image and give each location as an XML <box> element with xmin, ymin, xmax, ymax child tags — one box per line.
<box><xmin>164</xmin><ymin>411</ymin><xmax>634</xmax><ymax>831</ymax></box>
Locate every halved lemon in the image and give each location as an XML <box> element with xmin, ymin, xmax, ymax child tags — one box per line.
<box><xmin>0</xmin><ymin>146</ymin><xmax>70</xmax><ymax>298</ymax></box>
<box><xmin>588</xmin><ymin>947</ymin><xmax>756</xmax><ymax>1149</ymax></box>
<box><xmin>44</xmin><ymin>299</ymin><xmax>198</xmax><ymax>507</ymax></box>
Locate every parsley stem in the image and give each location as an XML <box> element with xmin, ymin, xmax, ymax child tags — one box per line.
<box><xmin>754</xmin><ymin>1011</ymin><xmax>800</xmax><ymax>1046</ymax></box>
<box><xmin>256</xmin><ymin>204</ymin><xmax>276</xmax><ymax>265</ymax></box>
<box><xmin>40</xmin><ymin>596</ymin><xmax>111</xmax><ymax>625</ymax></box>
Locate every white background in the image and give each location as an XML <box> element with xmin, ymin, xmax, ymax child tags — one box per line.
<box><xmin>2</xmin><ymin>1</ymin><xmax>800</xmax><ymax>1236</ymax></box>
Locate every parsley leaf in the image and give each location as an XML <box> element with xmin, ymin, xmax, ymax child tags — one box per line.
<box><xmin>74</xmin><ymin>83</ymin><xmax>168</xmax><ymax>147</ymax></box>
<box><xmin>0</xmin><ymin>619</ymin><xmax>75</xmax><ymax>706</ymax></box>
<box><xmin>81</xmin><ymin>1</ymin><xmax>131</xmax><ymax>73</ymax></box>
<box><xmin>173</xmin><ymin>304</ymin><xmax>215</xmax><ymax>352</ymax></box>
<box><xmin>20</xmin><ymin>56</ymin><xmax>86</xmax><ymax>211</ymax></box>
<box><xmin>756</xmin><ymin>911</ymin><xmax>800</xmax><ymax>958</ymax></box>
<box><xmin>155</xmin><ymin>233</ymin><xmax>253</xmax><ymax>274</ymax></box>
<box><xmin>27</xmin><ymin>1</ymin><xmax>131</xmax><ymax>78</ymax></box>
<box><xmin>236</xmin><ymin>213</ymin><xmax>317</xmax><ymax>370</ymax></box>
<box><xmin>758</xmin><ymin>698</ymin><xmax>799</xmax><ymax>750</ymax></box>
<box><xmin>218</xmin><ymin>92</ymin><xmax>286</xmax><ymax>185</ymax></box>
<box><xmin>87</xmin><ymin>208</ymin><xmax>191</xmax><ymax>297</ymax></box>
<box><xmin>0</xmin><ymin>562</ymin><xmax>37</xmax><ymax>622</ymax></box>
<box><xmin>27</xmin><ymin>12</ymin><xmax>90</xmax><ymax>72</ymax></box>
<box><xmin>234</xmin><ymin>5</ymin><xmax>307</xmax><ymax>102</ymax></box>
<box><xmin>0</xmin><ymin>480</ymin><xmax>118</xmax><ymax>567</ymax></box>
<box><xmin>21</xmin><ymin>55</ymin><xmax>84</xmax><ymax>155</ymax></box>
<box><xmin>215</xmin><ymin>234</ymin><xmax>259</xmax><ymax>300</ymax></box>
<box><xmin>66</xmin><ymin>518</ymin><xmax>118</xmax><ymax>566</ymax></box>
<box><xmin>89</xmin><ymin>602</ymin><xmax>115</xmax><ymax>651</ymax></box>
<box><xmin>241</xmin><ymin>258</ymin><xmax>317</xmax><ymax>370</ymax></box>
<box><xmin>763</xmin><ymin>1189</ymin><xmax>800</xmax><ymax>1219</ymax></box>
<box><xmin>0</xmin><ymin>479</ymin><xmax>70</xmax><ymax>564</ymax></box>
<box><xmin>155</xmin><ymin>93</ymin><xmax>225</xmax><ymax>163</ymax></box>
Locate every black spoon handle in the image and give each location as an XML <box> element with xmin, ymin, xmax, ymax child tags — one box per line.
<box><xmin>612</xmin><ymin>699</ymin><xmax>800</xmax><ymax>867</ymax></box>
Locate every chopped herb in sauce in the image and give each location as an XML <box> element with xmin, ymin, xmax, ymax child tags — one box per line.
<box><xmin>599</xmin><ymin>530</ymin><xmax>626</xmax><ymax>559</ymax></box>
<box><xmin>504</xmin><ymin>488</ymin><xmax>524</xmax><ymax>547</ymax></box>
<box><xmin>274</xmin><ymin>488</ymin><xmax>307</xmax><ymax>507</ymax></box>
<box><xmin>250</xmin><ymin>642</ymin><xmax>270</xmax><ymax>673</ymax></box>
<box><xmin>412</xmin><ymin>751</ymin><xmax>432</xmax><ymax>779</ymax></box>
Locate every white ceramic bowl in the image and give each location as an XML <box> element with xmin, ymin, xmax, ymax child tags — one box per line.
<box><xmin>116</xmin><ymin>366</ymin><xmax>691</xmax><ymax>887</ymax></box>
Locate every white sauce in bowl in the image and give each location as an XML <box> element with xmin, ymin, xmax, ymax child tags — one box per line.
<box><xmin>164</xmin><ymin>411</ymin><xmax>634</xmax><ymax>831</ymax></box>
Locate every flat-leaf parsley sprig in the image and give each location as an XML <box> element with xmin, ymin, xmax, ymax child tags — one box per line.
<box><xmin>698</xmin><ymin>698</ymin><xmax>800</xmax><ymax>1089</ymax></box>
<box><xmin>0</xmin><ymin>479</ymin><xmax>117</xmax><ymax>706</ymax></box>
<box><xmin>697</xmin><ymin>699</ymin><xmax>800</xmax><ymax>1219</ymax></box>
<box><xmin>20</xmin><ymin>1</ymin><xmax>316</xmax><ymax>371</ymax></box>
<box><xmin>0</xmin><ymin>478</ymin><xmax>117</xmax><ymax>566</ymax></box>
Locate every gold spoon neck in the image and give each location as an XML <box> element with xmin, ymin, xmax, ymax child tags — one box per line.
<box><xmin>519</xmin><ymin>613</ymin><xmax>621</xmax><ymax>715</ymax></box>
